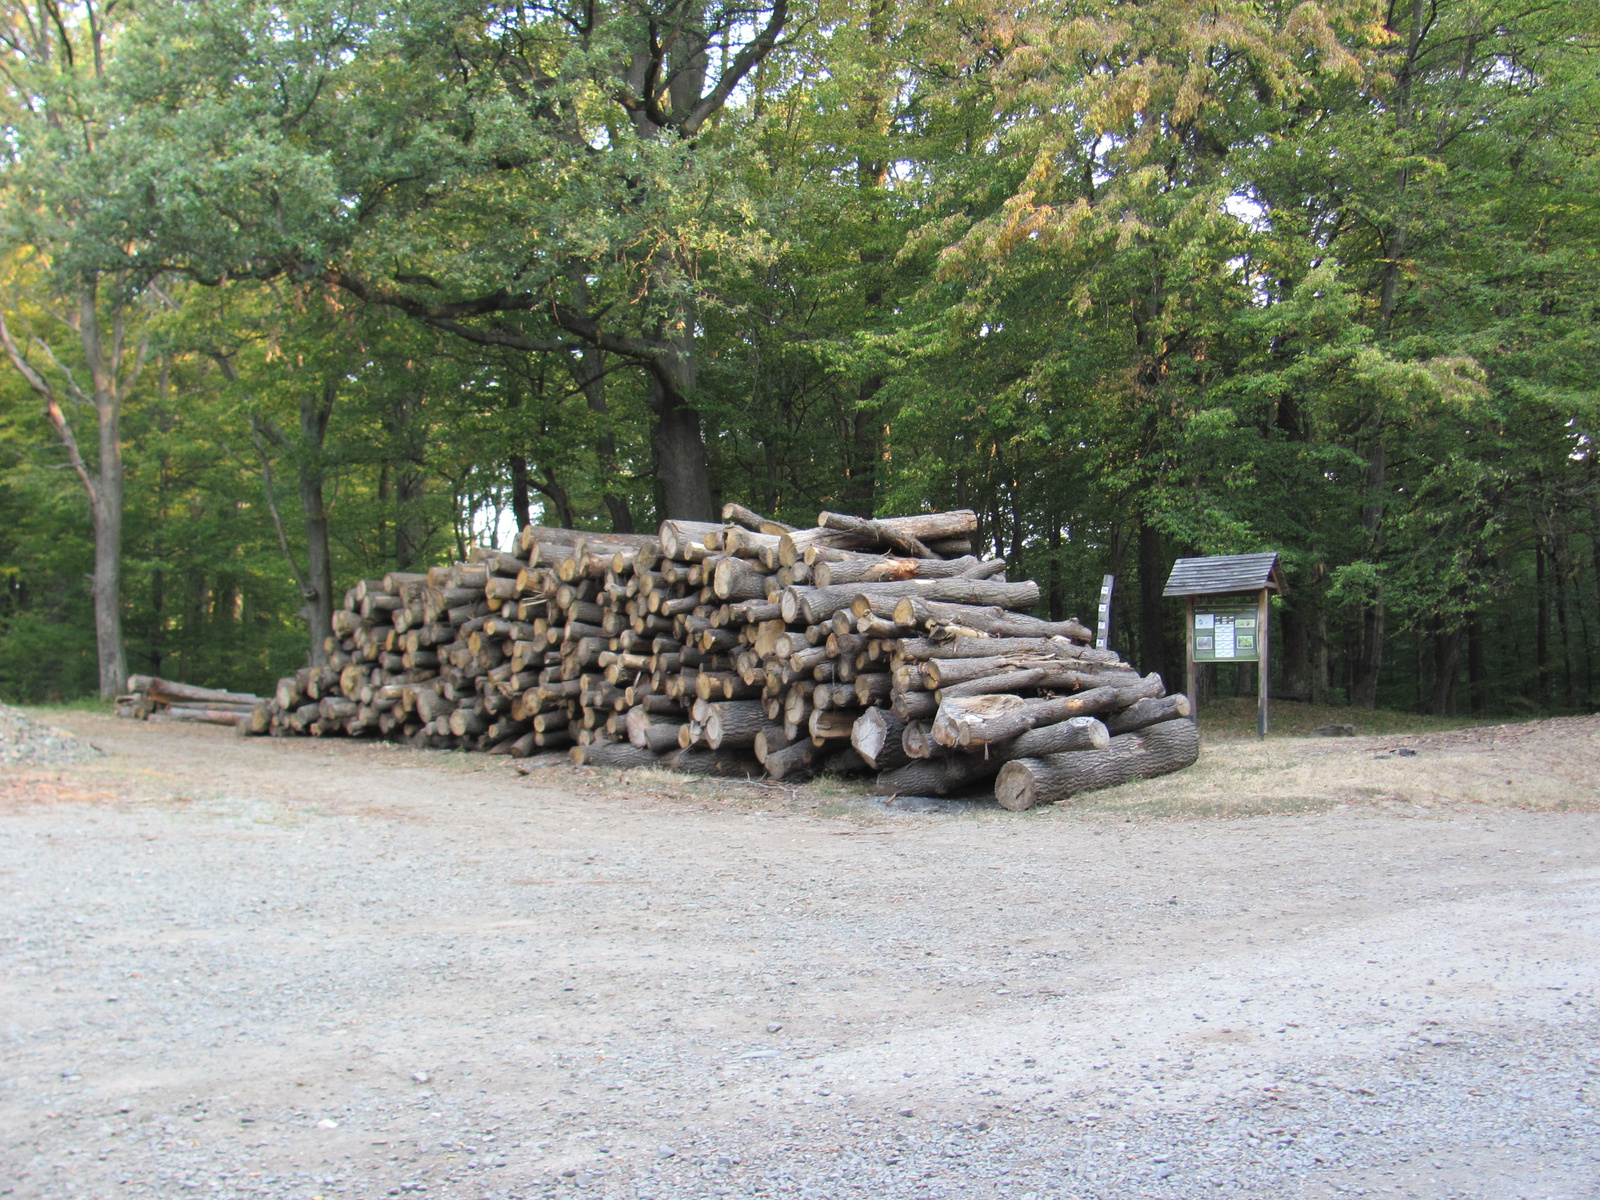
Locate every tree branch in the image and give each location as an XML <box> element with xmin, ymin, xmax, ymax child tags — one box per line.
<box><xmin>0</xmin><ymin>302</ymin><xmax>97</xmax><ymax>510</ymax></box>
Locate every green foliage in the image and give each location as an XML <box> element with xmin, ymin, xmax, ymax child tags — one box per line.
<box><xmin>0</xmin><ymin>0</ymin><xmax>1596</xmax><ymax>714</ymax></box>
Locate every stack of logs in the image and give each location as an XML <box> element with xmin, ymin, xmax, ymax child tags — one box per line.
<box><xmin>254</xmin><ymin>507</ymin><xmax>1198</xmax><ymax>809</ymax></box>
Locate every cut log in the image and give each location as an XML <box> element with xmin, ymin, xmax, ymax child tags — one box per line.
<box><xmin>933</xmin><ymin>676</ymin><xmax>1164</xmax><ymax>747</ymax></box>
<box><xmin>1102</xmin><ymin>694</ymin><xmax>1192</xmax><ymax>735</ymax></box>
<box><xmin>706</xmin><ymin>702</ymin><xmax>782</xmax><ymax>750</ymax></box>
<box><xmin>850</xmin><ymin>708</ymin><xmax>908</xmax><ymax>771</ymax></box>
<box><xmin>753</xmin><ymin>726</ymin><xmax>796</xmax><ymax>765</ymax></box>
<box><xmin>935</xmin><ymin>665</ymin><xmax>1143</xmax><ymax>700</ymax></box>
<box><xmin>813</xmin><ymin>555</ymin><xmax>978</xmax><ymax>588</ymax></box>
<box><xmin>891</xmin><ymin>689</ymin><xmax>939</xmax><ymax>721</ymax></box>
<box><xmin>871</xmin><ymin>754</ymin><xmax>1001</xmax><ymax>797</ymax></box>
<box><xmin>989</xmin><ymin>715</ymin><xmax>1111</xmax><ymax>760</ymax></box>
<box><xmin>847</xmin><ymin>578</ymin><xmax>1042</xmax><ymax>618</ymax></box>
<box><xmin>809</xmin><ymin>708</ymin><xmax>862</xmax><ymax>740</ymax></box>
<box><xmin>658</xmin><ymin>519</ymin><xmax>724</xmax><ymax>560</ymax></box>
<box><xmin>994</xmin><ymin>719</ymin><xmax>1200</xmax><ymax>810</ymax></box>
<box><xmin>819</xmin><ymin>508</ymin><xmax>977</xmax><ymax>541</ymax></box>
<box><xmin>893</xmin><ymin>598</ymin><xmax>1092</xmax><ymax>641</ymax></box>
<box><xmin>712</xmin><ymin>555</ymin><xmax>771</xmax><ymax>601</ymax></box>
<box><xmin>816</xmin><ymin>512</ymin><xmax>936</xmax><ymax>558</ymax></box>
<box><xmin>777</xmin><ymin>526</ymin><xmax>878</xmax><ymax>567</ymax></box>
<box><xmin>573</xmin><ymin>742</ymin><xmax>662</xmax><ymax>769</ymax></box>
<box><xmin>763</xmin><ymin>737</ymin><xmax>820</xmax><ymax>781</ymax></box>
<box><xmin>666</xmin><ymin>748</ymin><xmax>763</xmax><ymax>777</ymax></box>
<box><xmin>721</xmin><ymin>503</ymin><xmax>794</xmax><ymax>533</ymax></box>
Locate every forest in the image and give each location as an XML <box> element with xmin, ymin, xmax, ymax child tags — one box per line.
<box><xmin>0</xmin><ymin>0</ymin><xmax>1595</xmax><ymax>717</ymax></box>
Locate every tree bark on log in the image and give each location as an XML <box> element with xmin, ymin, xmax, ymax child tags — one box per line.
<box><xmin>935</xmin><ymin>665</ymin><xmax>1143</xmax><ymax>700</ymax></box>
<box><xmin>763</xmin><ymin>737</ymin><xmax>819</xmax><ymax>780</ymax></box>
<box><xmin>994</xmin><ymin>719</ymin><xmax>1199</xmax><ymax>810</ymax></box>
<box><xmin>812</xmin><ymin>555</ymin><xmax>980</xmax><ymax>588</ymax></box>
<box><xmin>658</xmin><ymin>520</ymin><xmax>723</xmax><ymax>560</ymax></box>
<box><xmin>572</xmin><ymin>742</ymin><xmax>662</xmax><ymax>769</ymax></box>
<box><xmin>1102</xmin><ymin>694</ymin><xmax>1192</xmax><ymax>735</ymax></box>
<box><xmin>706</xmin><ymin>704</ymin><xmax>783</xmax><ymax>750</ymax></box>
<box><xmin>933</xmin><ymin>675</ymin><xmax>1165</xmax><ymax>747</ymax></box>
<box><xmin>871</xmin><ymin>754</ymin><xmax>1001</xmax><ymax>796</ymax></box>
<box><xmin>667</xmin><ymin>748</ymin><xmax>763</xmax><ymax>776</ymax></box>
<box><xmin>988</xmin><ymin>715</ymin><xmax>1111</xmax><ymax>760</ymax></box>
<box><xmin>850</xmin><ymin>707</ymin><xmax>908</xmax><ymax>771</ymax></box>
<box><xmin>893</xmin><ymin>598</ymin><xmax>1092</xmax><ymax>641</ymax></box>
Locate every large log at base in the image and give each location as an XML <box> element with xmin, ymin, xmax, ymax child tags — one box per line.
<box><xmin>850</xmin><ymin>707</ymin><xmax>909</xmax><ymax>771</ymax></box>
<box><xmin>572</xmin><ymin>742</ymin><xmax>663</xmax><ymax>769</ymax></box>
<box><xmin>892</xmin><ymin>598</ymin><xmax>1092</xmax><ymax>642</ymax></box>
<box><xmin>665</xmin><ymin>748</ymin><xmax>764</xmax><ymax>777</ymax></box>
<box><xmin>933</xmin><ymin>675</ymin><xmax>1165</xmax><ymax>747</ymax></box>
<box><xmin>871</xmin><ymin>753</ymin><xmax>1001</xmax><ymax>797</ymax></box>
<box><xmin>994</xmin><ymin>718</ymin><xmax>1200</xmax><ymax>811</ymax></box>
<box><xmin>1103</xmin><ymin>694</ymin><xmax>1192</xmax><ymax>735</ymax></box>
<box><xmin>764</xmin><ymin>737</ymin><xmax>820</xmax><ymax>781</ymax></box>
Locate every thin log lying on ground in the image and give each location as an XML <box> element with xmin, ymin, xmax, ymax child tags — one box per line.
<box><xmin>118</xmin><ymin>675</ymin><xmax>265</xmax><ymax>726</ymax></box>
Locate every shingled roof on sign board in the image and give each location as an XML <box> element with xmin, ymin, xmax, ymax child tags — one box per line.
<box><xmin>1162</xmin><ymin>552</ymin><xmax>1288</xmax><ymax>598</ymax></box>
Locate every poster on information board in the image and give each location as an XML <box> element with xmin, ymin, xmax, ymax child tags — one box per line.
<box><xmin>1191</xmin><ymin>598</ymin><xmax>1261</xmax><ymax>664</ymax></box>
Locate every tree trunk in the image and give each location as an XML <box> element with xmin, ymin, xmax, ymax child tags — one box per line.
<box><xmin>78</xmin><ymin>284</ymin><xmax>129</xmax><ymax>698</ymax></box>
<box><xmin>509</xmin><ymin>454</ymin><xmax>533</xmax><ymax>531</ymax></box>
<box><xmin>1137</xmin><ymin>516</ymin><xmax>1166</xmax><ymax>687</ymax></box>
<box><xmin>994</xmin><ymin>719</ymin><xmax>1199</xmax><ymax>811</ymax></box>
<box><xmin>298</xmin><ymin>379</ymin><xmax>337</xmax><ymax>666</ymax></box>
<box><xmin>650</xmin><ymin>369</ymin><xmax>715</xmax><ymax>521</ymax></box>
<box><xmin>1431</xmin><ymin>623</ymin><xmax>1463</xmax><ymax>717</ymax></box>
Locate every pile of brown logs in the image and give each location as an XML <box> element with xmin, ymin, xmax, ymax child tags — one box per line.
<box><xmin>251</xmin><ymin>507</ymin><xmax>1198</xmax><ymax>809</ymax></box>
<box><xmin>118</xmin><ymin>676</ymin><xmax>265</xmax><ymax>726</ymax></box>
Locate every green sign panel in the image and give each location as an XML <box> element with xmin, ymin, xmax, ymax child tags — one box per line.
<box><xmin>1192</xmin><ymin>600</ymin><xmax>1260</xmax><ymax>663</ymax></box>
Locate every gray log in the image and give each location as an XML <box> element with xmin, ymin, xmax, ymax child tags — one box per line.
<box><xmin>994</xmin><ymin>719</ymin><xmax>1200</xmax><ymax>810</ymax></box>
<box><xmin>893</xmin><ymin>598</ymin><xmax>1092</xmax><ymax>641</ymax></box>
<box><xmin>872</xmin><ymin>754</ymin><xmax>1001</xmax><ymax>797</ymax></box>
<box><xmin>850</xmin><ymin>707</ymin><xmax>908</xmax><ymax>771</ymax></box>
<box><xmin>933</xmin><ymin>675</ymin><xmax>1165</xmax><ymax>747</ymax></box>
<box><xmin>1102</xmin><ymin>694</ymin><xmax>1192</xmax><ymax>735</ymax></box>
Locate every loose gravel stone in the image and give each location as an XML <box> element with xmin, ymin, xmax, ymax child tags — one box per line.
<box><xmin>0</xmin><ymin>701</ymin><xmax>102</xmax><ymax>767</ymax></box>
<box><xmin>2</xmin><ymin>713</ymin><xmax>1599</xmax><ymax>1200</ymax></box>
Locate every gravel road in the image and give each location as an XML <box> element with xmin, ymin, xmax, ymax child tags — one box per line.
<box><xmin>3</xmin><ymin>713</ymin><xmax>1598</xmax><ymax>1200</ymax></box>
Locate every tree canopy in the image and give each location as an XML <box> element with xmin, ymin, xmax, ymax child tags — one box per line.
<box><xmin>1</xmin><ymin>0</ymin><xmax>1597</xmax><ymax>716</ymax></box>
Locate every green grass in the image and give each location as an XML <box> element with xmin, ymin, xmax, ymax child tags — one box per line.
<box><xmin>16</xmin><ymin>697</ymin><xmax>116</xmax><ymax>716</ymax></box>
<box><xmin>1194</xmin><ymin>696</ymin><xmax>1491</xmax><ymax>741</ymax></box>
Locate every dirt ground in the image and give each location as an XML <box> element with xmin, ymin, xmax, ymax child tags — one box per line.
<box><xmin>3</xmin><ymin>712</ymin><xmax>1599</xmax><ymax>1200</ymax></box>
